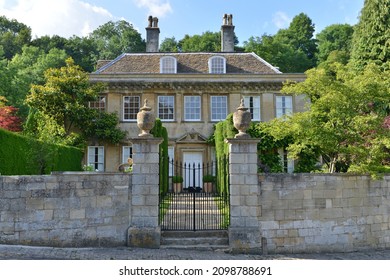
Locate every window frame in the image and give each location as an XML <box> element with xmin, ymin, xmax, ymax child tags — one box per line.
<box><xmin>122</xmin><ymin>146</ymin><xmax>133</xmax><ymax>164</ymax></box>
<box><xmin>88</xmin><ymin>95</ymin><xmax>106</xmax><ymax>112</ymax></box>
<box><xmin>275</xmin><ymin>96</ymin><xmax>293</xmax><ymax>118</ymax></box>
<box><xmin>210</xmin><ymin>95</ymin><xmax>228</xmax><ymax>121</ymax></box>
<box><xmin>160</xmin><ymin>56</ymin><xmax>177</xmax><ymax>74</ymax></box>
<box><xmin>87</xmin><ymin>146</ymin><xmax>104</xmax><ymax>172</ymax></box>
<box><xmin>158</xmin><ymin>96</ymin><xmax>175</xmax><ymax>121</ymax></box>
<box><xmin>184</xmin><ymin>95</ymin><xmax>201</xmax><ymax>121</ymax></box>
<box><xmin>123</xmin><ymin>96</ymin><xmax>140</xmax><ymax>121</ymax></box>
<box><xmin>244</xmin><ymin>96</ymin><xmax>261</xmax><ymax>121</ymax></box>
<box><xmin>208</xmin><ymin>56</ymin><xmax>226</xmax><ymax>74</ymax></box>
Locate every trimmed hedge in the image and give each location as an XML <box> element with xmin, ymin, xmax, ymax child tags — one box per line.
<box><xmin>0</xmin><ymin>128</ymin><xmax>83</xmax><ymax>175</ymax></box>
<box><xmin>150</xmin><ymin>119</ymin><xmax>169</xmax><ymax>194</ymax></box>
<box><xmin>214</xmin><ymin>113</ymin><xmax>237</xmax><ymax>194</ymax></box>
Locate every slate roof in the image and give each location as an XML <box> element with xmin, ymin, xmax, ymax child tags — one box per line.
<box><xmin>95</xmin><ymin>52</ymin><xmax>282</xmax><ymax>74</ymax></box>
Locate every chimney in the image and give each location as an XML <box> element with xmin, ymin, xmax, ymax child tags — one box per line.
<box><xmin>146</xmin><ymin>16</ymin><xmax>160</xmax><ymax>52</ymax></box>
<box><xmin>221</xmin><ymin>14</ymin><xmax>235</xmax><ymax>52</ymax></box>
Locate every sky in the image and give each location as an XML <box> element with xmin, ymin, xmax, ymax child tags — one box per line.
<box><xmin>0</xmin><ymin>0</ymin><xmax>365</xmax><ymax>45</ymax></box>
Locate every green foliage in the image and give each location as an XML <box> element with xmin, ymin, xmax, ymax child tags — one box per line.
<box><xmin>244</xmin><ymin>13</ymin><xmax>318</xmax><ymax>72</ymax></box>
<box><xmin>160</xmin><ymin>37</ymin><xmax>179</xmax><ymax>52</ymax></box>
<box><xmin>172</xmin><ymin>175</ymin><xmax>183</xmax><ymax>183</ymax></box>
<box><xmin>316</xmin><ymin>24</ymin><xmax>354</xmax><ymax>64</ymax></box>
<box><xmin>177</xmin><ymin>31</ymin><xmax>238</xmax><ymax>52</ymax></box>
<box><xmin>82</xmin><ymin>111</ymin><xmax>127</xmax><ymax>144</ymax></box>
<box><xmin>0</xmin><ymin>128</ymin><xmax>83</xmax><ymax>175</ymax></box>
<box><xmin>350</xmin><ymin>0</ymin><xmax>390</xmax><ymax>71</ymax></box>
<box><xmin>89</xmin><ymin>20</ymin><xmax>146</xmax><ymax>59</ymax></box>
<box><xmin>280</xmin><ymin>63</ymin><xmax>390</xmax><ymax>176</ymax></box>
<box><xmin>151</xmin><ymin>119</ymin><xmax>169</xmax><ymax>194</ymax></box>
<box><xmin>0</xmin><ymin>15</ymin><xmax>32</xmax><ymax>60</ymax></box>
<box><xmin>25</xmin><ymin>58</ymin><xmax>125</xmax><ymax>146</ymax></box>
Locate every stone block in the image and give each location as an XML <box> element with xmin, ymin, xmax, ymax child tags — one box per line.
<box><xmin>26</xmin><ymin>198</ymin><xmax>44</xmax><ymax>210</ymax></box>
<box><xmin>128</xmin><ymin>226</ymin><xmax>160</xmax><ymax>248</ymax></box>
<box><xmin>97</xmin><ymin>196</ymin><xmax>112</xmax><ymax>208</ymax></box>
<box><xmin>70</xmin><ymin>209</ymin><xmax>86</xmax><ymax>220</ymax></box>
<box><xmin>229</xmin><ymin>227</ymin><xmax>262</xmax><ymax>254</ymax></box>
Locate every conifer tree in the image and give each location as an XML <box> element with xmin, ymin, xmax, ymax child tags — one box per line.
<box><xmin>350</xmin><ymin>0</ymin><xmax>390</xmax><ymax>70</ymax></box>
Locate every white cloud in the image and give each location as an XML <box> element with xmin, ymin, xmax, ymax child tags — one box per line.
<box><xmin>0</xmin><ymin>0</ymin><xmax>113</xmax><ymax>38</ymax></box>
<box><xmin>272</xmin><ymin>11</ymin><xmax>291</xmax><ymax>29</ymax></box>
<box><xmin>133</xmin><ymin>0</ymin><xmax>173</xmax><ymax>18</ymax></box>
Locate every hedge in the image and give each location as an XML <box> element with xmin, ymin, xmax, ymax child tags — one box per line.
<box><xmin>0</xmin><ymin>128</ymin><xmax>83</xmax><ymax>175</ymax></box>
<box><xmin>150</xmin><ymin>119</ymin><xmax>169</xmax><ymax>194</ymax></box>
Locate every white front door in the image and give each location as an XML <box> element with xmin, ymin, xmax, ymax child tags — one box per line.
<box><xmin>183</xmin><ymin>152</ymin><xmax>203</xmax><ymax>190</ymax></box>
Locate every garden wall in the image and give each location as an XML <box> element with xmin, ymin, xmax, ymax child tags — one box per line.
<box><xmin>0</xmin><ymin>173</ymin><xmax>131</xmax><ymax>247</ymax></box>
<box><xmin>259</xmin><ymin>174</ymin><xmax>390</xmax><ymax>253</ymax></box>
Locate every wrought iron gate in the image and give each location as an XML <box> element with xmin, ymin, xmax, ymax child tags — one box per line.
<box><xmin>159</xmin><ymin>159</ymin><xmax>230</xmax><ymax>231</ymax></box>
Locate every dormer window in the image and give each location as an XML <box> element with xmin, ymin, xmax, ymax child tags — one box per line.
<box><xmin>160</xmin><ymin>56</ymin><xmax>177</xmax><ymax>73</ymax></box>
<box><xmin>208</xmin><ymin>56</ymin><xmax>226</xmax><ymax>74</ymax></box>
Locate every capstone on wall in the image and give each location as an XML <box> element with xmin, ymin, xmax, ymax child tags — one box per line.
<box><xmin>259</xmin><ymin>174</ymin><xmax>390</xmax><ymax>253</ymax></box>
<box><xmin>0</xmin><ymin>173</ymin><xmax>131</xmax><ymax>247</ymax></box>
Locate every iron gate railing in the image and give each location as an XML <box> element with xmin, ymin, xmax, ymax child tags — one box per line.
<box><xmin>159</xmin><ymin>192</ymin><xmax>229</xmax><ymax>231</ymax></box>
<box><xmin>159</xmin><ymin>159</ymin><xmax>230</xmax><ymax>231</ymax></box>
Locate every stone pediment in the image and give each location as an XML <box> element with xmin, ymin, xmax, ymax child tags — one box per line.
<box><xmin>176</xmin><ymin>129</ymin><xmax>208</xmax><ymax>143</ymax></box>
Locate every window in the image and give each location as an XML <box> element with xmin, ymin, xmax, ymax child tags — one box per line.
<box><xmin>209</xmin><ymin>56</ymin><xmax>226</xmax><ymax>74</ymax></box>
<box><xmin>279</xmin><ymin>148</ymin><xmax>294</xmax><ymax>173</ymax></box>
<box><xmin>122</xmin><ymin>146</ymin><xmax>133</xmax><ymax>164</ymax></box>
<box><xmin>123</xmin><ymin>96</ymin><xmax>140</xmax><ymax>121</ymax></box>
<box><xmin>160</xmin><ymin>56</ymin><xmax>177</xmax><ymax>73</ymax></box>
<box><xmin>158</xmin><ymin>96</ymin><xmax>174</xmax><ymax>121</ymax></box>
<box><xmin>184</xmin><ymin>96</ymin><xmax>201</xmax><ymax>121</ymax></box>
<box><xmin>211</xmin><ymin>96</ymin><xmax>227</xmax><ymax>121</ymax></box>
<box><xmin>244</xmin><ymin>96</ymin><xmax>261</xmax><ymax>121</ymax></box>
<box><xmin>276</xmin><ymin>96</ymin><xmax>293</xmax><ymax>118</ymax></box>
<box><xmin>87</xmin><ymin>146</ymin><xmax>104</xmax><ymax>171</ymax></box>
<box><xmin>89</xmin><ymin>96</ymin><xmax>106</xmax><ymax>112</ymax></box>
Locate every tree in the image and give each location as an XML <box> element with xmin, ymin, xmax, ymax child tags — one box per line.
<box><xmin>7</xmin><ymin>46</ymin><xmax>67</xmax><ymax>118</ymax></box>
<box><xmin>350</xmin><ymin>0</ymin><xmax>390</xmax><ymax>70</ymax></box>
<box><xmin>179</xmin><ymin>31</ymin><xmax>221</xmax><ymax>52</ymax></box>
<box><xmin>0</xmin><ymin>16</ymin><xmax>32</xmax><ymax>60</ymax></box>
<box><xmin>244</xmin><ymin>35</ymin><xmax>313</xmax><ymax>72</ymax></box>
<box><xmin>316</xmin><ymin>24</ymin><xmax>354</xmax><ymax>64</ymax></box>
<box><xmin>160</xmin><ymin>37</ymin><xmax>179</xmax><ymax>52</ymax></box>
<box><xmin>0</xmin><ymin>96</ymin><xmax>22</xmax><ymax>132</ymax></box>
<box><xmin>274</xmin><ymin>13</ymin><xmax>318</xmax><ymax>68</ymax></box>
<box><xmin>271</xmin><ymin>63</ymin><xmax>390</xmax><ymax>176</ymax></box>
<box><xmin>31</xmin><ymin>35</ymin><xmax>100</xmax><ymax>72</ymax></box>
<box><xmin>25</xmin><ymin>58</ymin><xmax>126</xmax><ymax>146</ymax></box>
<box><xmin>89</xmin><ymin>20</ymin><xmax>145</xmax><ymax>59</ymax></box>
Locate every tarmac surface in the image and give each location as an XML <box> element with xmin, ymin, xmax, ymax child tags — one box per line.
<box><xmin>1</xmin><ymin>244</ymin><xmax>390</xmax><ymax>260</ymax></box>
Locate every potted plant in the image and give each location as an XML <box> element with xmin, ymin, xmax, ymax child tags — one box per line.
<box><xmin>203</xmin><ymin>175</ymin><xmax>215</xmax><ymax>193</ymax></box>
<box><xmin>172</xmin><ymin>175</ymin><xmax>183</xmax><ymax>193</ymax></box>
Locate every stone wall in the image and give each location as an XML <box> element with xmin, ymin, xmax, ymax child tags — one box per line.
<box><xmin>259</xmin><ymin>174</ymin><xmax>390</xmax><ymax>253</ymax></box>
<box><xmin>0</xmin><ymin>173</ymin><xmax>131</xmax><ymax>247</ymax></box>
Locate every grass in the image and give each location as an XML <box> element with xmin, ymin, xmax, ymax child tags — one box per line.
<box><xmin>159</xmin><ymin>194</ymin><xmax>172</xmax><ymax>224</ymax></box>
<box><xmin>214</xmin><ymin>193</ymin><xmax>230</xmax><ymax>229</ymax></box>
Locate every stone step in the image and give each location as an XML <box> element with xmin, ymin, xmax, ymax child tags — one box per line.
<box><xmin>161</xmin><ymin>230</ymin><xmax>229</xmax><ymax>249</ymax></box>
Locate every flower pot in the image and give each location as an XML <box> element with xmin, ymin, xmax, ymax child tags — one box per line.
<box><xmin>173</xmin><ymin>183</ymin><xmax>182</xmax><ymax>193</ymax></box>
<box><xmin>203</xmin><ymin>182</ymin><xmax>213</xmax><ymax>193</ymax></box>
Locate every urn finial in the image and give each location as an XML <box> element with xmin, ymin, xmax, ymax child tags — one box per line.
<box><xmin>233</xmin><ymin>98</ymin><xmax>251</xmax><ymax>138</ymax></box>
<box><xmin>137</xmin><ymin>99</ymin><xmax>155</xmax><ymax>137</ymax></box>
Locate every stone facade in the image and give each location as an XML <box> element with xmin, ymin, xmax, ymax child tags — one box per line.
<box><xmin>0</xmin><ymin>173</ymin><xmax>131</xmax><ymax>247</ymax></box>
<box><xmin>87</xmin><ymin>14</ymin><xmax>307</xmax><ymax>173</ymax></box>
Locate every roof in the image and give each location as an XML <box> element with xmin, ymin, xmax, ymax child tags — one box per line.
<box><xmin>94</xmin><ymin>52</ymin><xmax>282</xmax><ymax>75</ymax></box>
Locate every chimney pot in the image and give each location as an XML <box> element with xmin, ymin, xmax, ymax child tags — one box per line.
<box><xmin>221</xmin><ymin>14</ymin><xmax>235</xmax><ymax>52</ymax></box>
<box><xmin>146</xmin><ymin>15</ymin><xmax>160</xmax><ymax>52</ymax></box>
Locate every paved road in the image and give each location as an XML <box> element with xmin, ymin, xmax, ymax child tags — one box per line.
<box><xmin>1</xmin><ymin>244</ymin><xmax>390</xmax><ymax>260</ymax></box>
